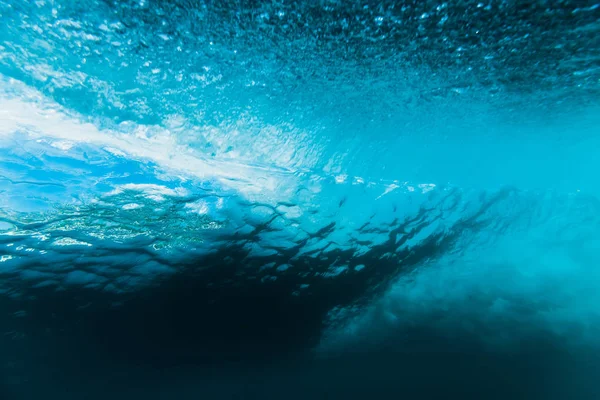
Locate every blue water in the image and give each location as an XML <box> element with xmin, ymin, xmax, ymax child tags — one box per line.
<box><xmin>1</xmin><ymin>0</ymin><xmax>600</xmax><ymax>398</ymax></box>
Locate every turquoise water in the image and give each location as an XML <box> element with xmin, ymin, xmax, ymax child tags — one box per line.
<box><xmin>1</xmin><ymin>1</ymin><xmax>600</xmax><ymax>398</ymax></box>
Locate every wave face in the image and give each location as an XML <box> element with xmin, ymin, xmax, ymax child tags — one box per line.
<box><xmin>1</xmin><ymin>1</ymin><xmax>600</xmax><ymax>398</ymax></box>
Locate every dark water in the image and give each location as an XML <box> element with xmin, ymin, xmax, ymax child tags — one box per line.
<box><xmin>1</xmin><ymin>0</ymin><xmax>600</xmax><ymax>398</ymax></box>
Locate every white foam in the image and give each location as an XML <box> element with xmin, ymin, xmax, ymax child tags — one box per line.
<box><xmin>52</xmin><ymin>238</ymin><xmax>92</xmax><ymax>247</ymax></box>
<box><xmin>185</xmin><ymin>200</ymin><xmax>210</xmax><ymax>215</ymax></box>
<box><xmin>108</xmin><ymin>183</ymin><xmax>186</xmax><ymax>197</ymax></box>
<box><xmin>0</xmin><ymin>77</ymin><xmax>304</xmax><ymax>203</ymax></box>
<box><xmin>122</xmin><ymin>203</ymin><xmax>143</xmax><ymax>210</ymax></box>
<box><xmin>0</xmin><ymin>255</ymin><xmax>14</xmax><ymax>263</ymax></box>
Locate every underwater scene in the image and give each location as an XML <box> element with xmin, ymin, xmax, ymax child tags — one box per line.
<box><xmin>1</xmin><ymin>0</ymin><xmax>600</xmax><ymax>398</ymax></box>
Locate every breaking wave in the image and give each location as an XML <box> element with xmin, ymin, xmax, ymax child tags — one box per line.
<box><xmin>1</xmin><ymin>0</ymin><xmax>600</xmax><ymax>398</ymax></box>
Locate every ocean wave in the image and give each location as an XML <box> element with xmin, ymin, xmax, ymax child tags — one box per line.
<box><xmin>1</xmin><ymin>0</ymin><xmax>600</xmax><ymax>397</ymax></box>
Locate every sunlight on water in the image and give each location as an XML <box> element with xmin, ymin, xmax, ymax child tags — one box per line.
<box><xmin>1</xmin><ymin>0</ymin><xmax>600</xmax><ymax>398</ymax></box>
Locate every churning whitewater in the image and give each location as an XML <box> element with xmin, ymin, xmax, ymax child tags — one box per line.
<box><xmin>1</xmin><ymin>0</ymin><xmax>600</xmax><ymax>399</ymax></box>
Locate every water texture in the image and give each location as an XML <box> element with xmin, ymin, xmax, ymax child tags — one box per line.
<box><xmin>1</xmin><ymin>1</ymin><xmax>600</xmax><ymax>399</ymax></box>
